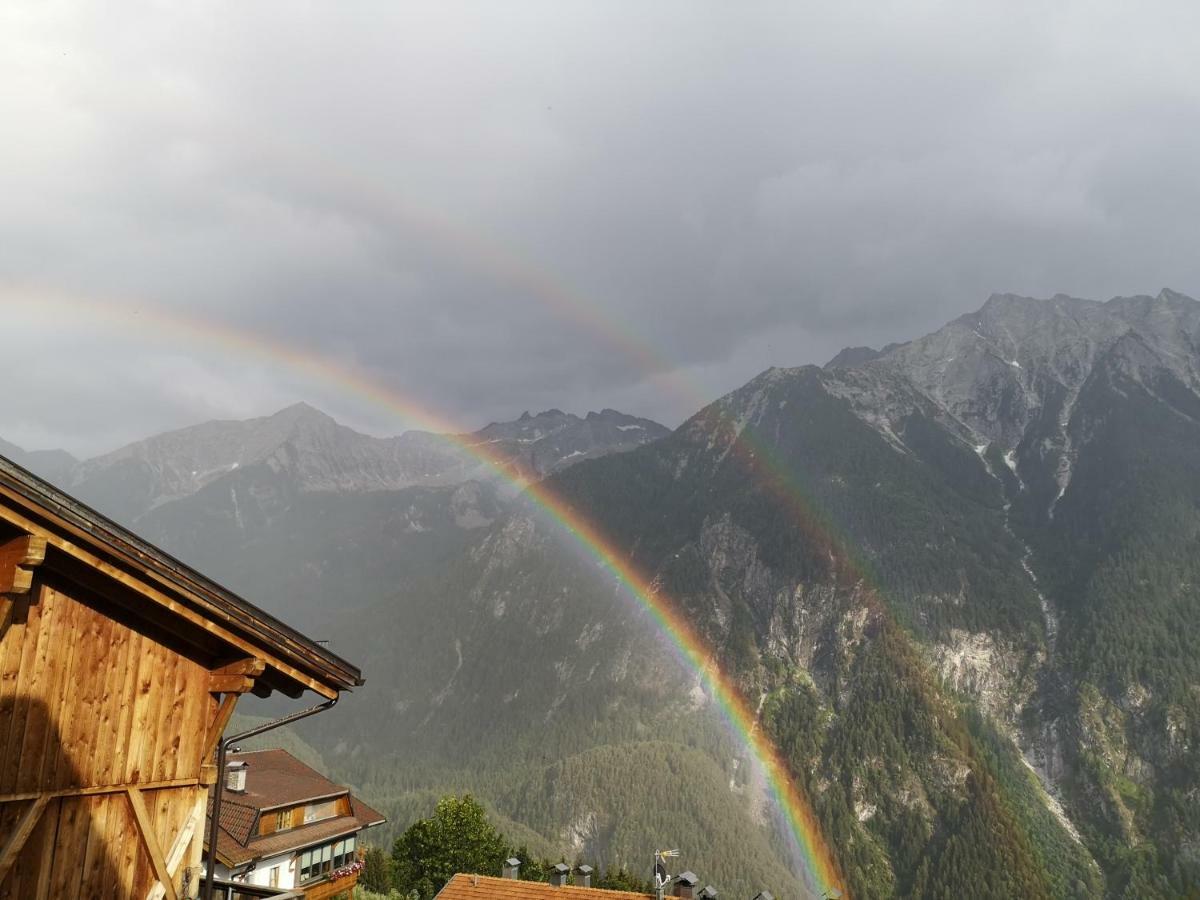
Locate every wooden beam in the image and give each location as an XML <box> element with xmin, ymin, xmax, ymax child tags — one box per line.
<box><xmin>207</xmin><ymin>674</ymin><xmax>255</xmax><ymax>694</ymax></box>
<box><xmin>185</xmin><ymin>788</ymin><xmax>207</xmax><ymax>900</ymax></box>
<box><xmin>201</xmin><ymin>695</ymin><xmax>239</xmax><ymax>763</ymax></box>
<box><xmin>0</xmin><ymin>498</ymin><xmax>339</xmax><ymax>699</ymax></box>
<box><xmin>126</xmin><ymin>787</ymin><xmax>179</xmax><ymax>900</ymax></box>
<box><xmin>0</xmin><ymin>533</ymin><xmax>46</xmax><ymax>594</ymax></box>
<box><xmin>0</xmin><ymin>776</ymin><xmax>200</xmax><ymax>805</ymax></box>
<box><xmin>146</xmin><ymin>815</ymin><xmax>196</xmax><ymax>900</ymax></box>
<box><xmin>0</xmin><ymin>794</ymin><xmax>50</xmax><ymax>884</ymax></box>
<box><xmin>211</xmin><ymin>658</ymin><xmax>265</xmax><ymax>678</ymax></box>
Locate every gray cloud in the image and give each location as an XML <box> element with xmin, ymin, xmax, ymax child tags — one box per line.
<box><xmin>3</xmin><ymin>1</ymin><xmax>1200</xmax><ymax>455</ymax></box>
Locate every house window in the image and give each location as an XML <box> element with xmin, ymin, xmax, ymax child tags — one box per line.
<box><xmin>333</xmin><ymin>836</ymin><xmax>356</xmax><ymax>868</ymax></box>
<box><xmin>303</xmin><ymin>799</ymin><xmax>339</xmax><ymax>824</ymax></box>
<box><xmin>275</xmin><ymin>810</ymin><xmax>289</xmax><ymax>831</ymax></box>
<box><xmin>269</xmin><ymin>867</ymin><xmax>280</xmax><ymax>888</ymax></box>
<box><xmin>298</xmin><ymin>835</ymin><xmax>358</xmax><ymax>883</ymax></box>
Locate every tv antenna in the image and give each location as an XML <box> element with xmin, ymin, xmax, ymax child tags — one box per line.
<box><xmin>654</xmin><ymin>849</ymin><xmax>680</xmax><ymax>900</ymax></box>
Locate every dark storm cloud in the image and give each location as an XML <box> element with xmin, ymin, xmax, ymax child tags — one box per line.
<box><xmin>3</xmin><ymin>1</ymin><xmax>1200</xmax><ymax>454</ymax></box>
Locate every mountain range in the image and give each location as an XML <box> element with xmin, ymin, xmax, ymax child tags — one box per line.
<box><xmin>5</xmin><ymin>289</ymin><xmax>1198</xmax><ymax>898</ymax></box>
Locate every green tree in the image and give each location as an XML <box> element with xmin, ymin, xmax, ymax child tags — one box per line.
<box><xmin>596</xmin><ymin>866</ymin><xmax>651</xmax><ymax>892</ymax></box>
<box><xmin>361</xmin><ymin>844</ymin><xmax>395</xmax><ymax>893</ymax></box>
<box><xmin>392</xmin><ymin>795</ymin><xmax>508</xmax><ymax>900</ymax></box>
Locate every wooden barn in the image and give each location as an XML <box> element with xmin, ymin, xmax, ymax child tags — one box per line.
<box><xmin>0</xmin><ymin>456</ymin><xmax>363</xmax><ymax>899</ymax></box>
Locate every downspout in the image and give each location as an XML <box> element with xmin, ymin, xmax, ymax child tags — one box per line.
<box><xmin>202</xmin><ymin>696</ymin><xmax>338</xmax><ymax>900</ymax></box>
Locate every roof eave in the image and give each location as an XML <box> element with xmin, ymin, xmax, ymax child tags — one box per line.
<box><xmin>0</xmin><ymin>455</ymin><xmax>363</xmax><ymax>696</ymax></box>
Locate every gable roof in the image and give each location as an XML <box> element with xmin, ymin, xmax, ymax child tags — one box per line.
<box><xmin>220</xmin><ymin>749</ymin><xmax>350</xmax><ymax>812</ymax></box>
<box><xmin>207</xmin><ymin>749</ymin><xmax>385</xmax><ymax>866</ymax></box>
<box><xmin>0</xmin><ymin>454</ymin><xmax>361</xmax><ymax>698</ymax></box>
<box><xmin>436</xmin><ymin>874</ymin><xmax>654</xmax><ymax>900</ymax></box>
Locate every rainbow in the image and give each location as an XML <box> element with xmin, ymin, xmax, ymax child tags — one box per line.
<box><xmin>3</xmin><ymin>288</ymin><xmax>845</xmax><ymax>897</ymax></box>
<box><xmin>216</xmin><ymin>130</ymin><xmax>692</xmax><ymax>410</ymax></box>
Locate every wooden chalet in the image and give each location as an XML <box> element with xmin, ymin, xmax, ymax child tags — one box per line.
<box><xmin>0</xmin><ymin>455</ymin><xmax>363</xmax><ymax>899</ymax></box>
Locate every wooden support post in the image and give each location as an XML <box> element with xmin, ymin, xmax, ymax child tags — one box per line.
<box><xmin>201</xmin><ymin>695</ymin><xmax>239</xmax><ymax>764</ymax></box>
<box><xmin>0</xmin><ymin>533</ymin><xmax>46</xmax><ymax>594</ymax></box>
<box><xmin>183</xmin><ymin>788</ymin><xmax>207</xmax><ymax>900</ymax></box>
<box><xmin>0</xmin><ymin>794</ymin><xmax>50</xmax><ymax>884</ymax></box>
<box><xmin>127</xmin><ymin>787</ymin><xmax>180</xmax><ymax>900</ymax></box>
<box><xmin>146</xmin><ymin>815</ymin><xmax>196</xmax><ymax>900</ymax></box>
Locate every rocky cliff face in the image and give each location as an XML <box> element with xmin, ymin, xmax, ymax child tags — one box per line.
<box><xmin>845</xmin><ymin>289</ymin><xmax>1200</xmax><ymax>514</ymax></box>
<box><xmin>801</xmin><ymin>288</ymin><xmax>1200</xmax><ymax>896</ymax></box>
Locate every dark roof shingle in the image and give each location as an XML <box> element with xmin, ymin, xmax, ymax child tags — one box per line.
<box><xmin>222</xmin><ymin>749</ymin><xmax>347</xmax><ymax>811</ymax></box>
<box><xmin>206</xmin><ymin>748</ymin><xmax>386</xmax><ymax>866</ymax></box>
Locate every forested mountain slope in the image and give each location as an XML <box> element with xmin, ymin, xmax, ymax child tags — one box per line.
<box><xmin>7</xmin><ymin>290</ymin><xmax>1195</xmax><ymax>897</ymax></box>
<box><xmin>311</xmin><ymin>290</ymin><xmax>1198</xmax><ymax>897</ymax></box>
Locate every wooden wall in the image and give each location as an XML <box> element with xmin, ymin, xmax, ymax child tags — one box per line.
<box><xmin>0</xmin><ymin>577</ymin><xmax>220</xmax><ymax>899</ymax></box>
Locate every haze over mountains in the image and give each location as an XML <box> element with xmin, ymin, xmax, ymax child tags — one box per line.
<box><xmin>5</xmin><ymin>289</ymin><xmax>1199</xmax><ymax>898</ymax></box>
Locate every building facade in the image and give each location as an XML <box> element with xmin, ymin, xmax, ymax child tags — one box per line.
<box><xmin>207</xmin><ymin>749</ymin><xmax>384</xmax><ymax>900</ymax></box>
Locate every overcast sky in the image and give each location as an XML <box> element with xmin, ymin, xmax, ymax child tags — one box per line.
<box><xmin>3</xmin><ymin>1</ymin><xmax>1200</xmax><ymax>456</ymax></box>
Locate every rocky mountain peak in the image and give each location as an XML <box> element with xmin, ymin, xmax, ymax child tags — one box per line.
<box><xmin>789</xmin><ymin>289</ymin><xmax>1200</xmax><ymax>528</ymax></box>
<box><xmin>825</xmin><ymin>346</ymin><xmax>883</xmax><ymax>369</ymax></box>
<box><xmin>0</xmin><ymin>438</ymin><xmax>77</xmax><ymax>485</ymax></box>
<box><xmin>268</xmin><ymin>400</ymin><xmax>337</xmax><ymax>427</ymax></box>
<box><xmin>39</xmin><ymin>401</ymin><xmax>669</xmax><ymax>526</ymax></box>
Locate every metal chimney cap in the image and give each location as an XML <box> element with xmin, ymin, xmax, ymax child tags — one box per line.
<box><xmin>576</xmin><ymin>865</ymin><xmax>594</xmax><ymax>875</ymax></box>
<box><xmin>698</xmin><ymin>887</ymin><xmax>718</xmax><ymax>899</ymax></box>
<box><xmin>506</xmin><ymin>858</ymin><xmax>521</xmax><ymax>867</ymax></box>
<box><xmin>676</xmin><ymin>872</ymin><xmax>699</xmax><ymax>886</ymax></box>
<box><xmin>552</xmin><ymin>863</ymin><xmax>570</xmax><ymax>874</ymax></box>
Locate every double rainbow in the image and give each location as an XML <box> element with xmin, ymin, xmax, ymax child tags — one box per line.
<box><xmin>5</xmin><ymin>289</ymin><xmax>845</xmax><ymax>897</ymax></box>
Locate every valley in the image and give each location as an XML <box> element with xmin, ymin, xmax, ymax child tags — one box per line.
<box><xmin>6</xmin><ymin>290</ymin><xmax>1199</xmax><ymax>898</ymax></box>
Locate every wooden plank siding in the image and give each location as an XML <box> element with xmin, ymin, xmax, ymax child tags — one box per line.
<box><xmin>303</xmin><ymin>871</ymin><xmax>360</xmax><ymax>900</ymax></box>
<box><xmin>0</xmin><ymin>578</ymin><xmax>219</xmax><ymax>899</ymax></box>
<box><xmin>0</xmin><ymin>458</ymin><xmax>360</xmax><ymax>900</ymax></box>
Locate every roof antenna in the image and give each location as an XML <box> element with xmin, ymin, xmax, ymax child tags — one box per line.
<box><xmin>654</xmin><ymin>849</ymin><xmax>679</xmax><ymax>900</ymax></box>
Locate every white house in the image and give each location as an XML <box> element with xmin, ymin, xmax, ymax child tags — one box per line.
<box><xmin>206</xmin><ymin>748</ymin><xmax>385</xmax><ymax>899</ymax></box>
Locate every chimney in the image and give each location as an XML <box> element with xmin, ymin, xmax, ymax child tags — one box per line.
<box><xmin>576</xmin><ymin>865</ymin><xmax>593</xmax><ymax>888</ymax></box>
<box><xmin>549</xmin><ymin>863</ymin><xmax>570</xmax><ymax>887</ymax></box>
<box><xmin>225</xmin><ymin>760</ymin><xmax>248</xmax><ymax>793</ymax></box>
<box><xmin>673</xmin><ymin>872</ymin><xmax>699</xmax><ymax>899</ymax></box>
<box><xmin>698</xmin><ymin>888</ymin><xmax>717</xmax><ymax>900</ymax></box>
<box><xmin>503</xmin><ymin>858</ymin><xmax>521</xmax><ymax>880</ymax></box>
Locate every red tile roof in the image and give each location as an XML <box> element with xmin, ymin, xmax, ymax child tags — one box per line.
<box><xmin>436</xmin><ymin>874</ymin><xmax>653</xmax><ymax>900</ymax></box>
<box><xmin>206</xmin><ymin>748</ymin><xmax>385</xmax><ymax>866</ymax></box>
